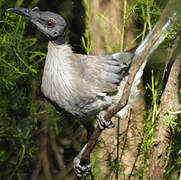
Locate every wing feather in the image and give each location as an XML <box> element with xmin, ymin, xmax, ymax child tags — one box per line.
<box><xmin>74</xmin><ymin>52</ymin><xmax>133</xmax><ymax>94</ymax></box>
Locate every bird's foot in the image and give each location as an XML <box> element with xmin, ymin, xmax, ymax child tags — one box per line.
<box><xmin>96</xmin><ymin>111</ymin><xmax>115</xmax><ymax>130</ymax></box>
<box><xmin>73</xmin><ymin>144</ymin><xmax>92</xmax><ymax>178</ymax></box>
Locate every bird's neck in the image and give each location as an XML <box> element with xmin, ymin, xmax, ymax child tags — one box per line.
<box><xmin>51</xmin><ymin>33</ymin><xmax>66</xmax><ymax>45</ymax></box>
<box><xmin>45</xmin><ymin>41</ymin><xmax>74</xmax><ymax>77</ymax></box>
<box><xmin>41</xmin><ymin>41</ymin><xmax>75</xmax><ymax>100</ymax></box>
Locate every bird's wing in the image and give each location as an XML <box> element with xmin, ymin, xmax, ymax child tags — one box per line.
<box><xmin>74</xmin><ymin>52</ymin><xmax>133</xmax><ymax>95</ymax></box>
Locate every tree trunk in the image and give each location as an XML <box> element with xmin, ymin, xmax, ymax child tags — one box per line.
<box><xmin>149</xmin><ymin>55</ymin><xmax>181</xmax><ymax>180</ymax></box>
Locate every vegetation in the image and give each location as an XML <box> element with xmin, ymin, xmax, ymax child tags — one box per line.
<box><xmin>0</xmin><ymin>1</ymin><xmax>87</xmax><ymax>179</ymax></box>
<box><xmin>0</xmin><ymin>1</ymin><xmax>45</xmax><ymax>179</ymax></box>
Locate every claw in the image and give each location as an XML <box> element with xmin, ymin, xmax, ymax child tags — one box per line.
<box><xmin>73</xmin><ymin>144</ymin><xmax>92</xmax><ymax>178</ymax></box>
<box><xmin>97</xmin><ymin>111</ymin><xmax>115</xmax><ymax>130</ymax></box>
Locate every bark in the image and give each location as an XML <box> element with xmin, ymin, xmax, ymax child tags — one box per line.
<box><xmin>149</xmin><ymin>55</ymin><xmax>181</xmax><ymax>180</ymax></box>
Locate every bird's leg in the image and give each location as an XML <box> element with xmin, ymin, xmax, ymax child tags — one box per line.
<box><xmin>73</xmin><ymin>144</ymin><xmax>92</xmax><ymax>178</ymax></box>
<box><xmin>73</xmin><ymin>111</ymin><xmax>115</xmax><ymax>178</ymax></box>
<box><xmin>96</xmin><ymin>110</ymin><xmax>115</xmax><ymax>130</ymax></box>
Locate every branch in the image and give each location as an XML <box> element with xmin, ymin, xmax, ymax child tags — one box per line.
<box><xmin>72</xmin><ymin>1</ymin><xmax>181</xmax><ymax>179</ymax></box>
<box><xmin>79</xmin><ymin>0</ymin><xmax>175</xmax><ymax>166</ymax></box>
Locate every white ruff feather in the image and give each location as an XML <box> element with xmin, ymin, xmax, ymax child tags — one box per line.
<box><xmin>41</xmin><ymin>41</ymin><xmax>75</xmax><ymax>109</ymax></box>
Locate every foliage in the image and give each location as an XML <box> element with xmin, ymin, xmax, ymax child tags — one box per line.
<box><xmin>128</xmin><ymin>0</ymin><xmax>163</xmax><ymax>41</ymax></box>
<box><xmin>164</xmin><ymin>112</ymin><xmax>181</xmax><ymax>179</ymax></box>
<box><xmin>94</xmin><ymin>0</ymin><xmax>163</xmax><ymax>53</ymax></box>
<box><xmin>138</xmin><ymin>70</ymin><xmax>162</xmax><ymax>179</ymax></box>
<box><xmin>0</xmin><ymin>1</ymin><xmax>45</xmax><ymax>179</ymax></box>
<box><xmin>0</xmin><ymin>14</ymin><xmax>45</xmax><ymax>88</ymax></box>
<box><xmin>0</xmin><ymin>1</ymin><xmax>88</xmax><ymax>179</ymax></box>
<box><xmin>81</xmin><ymin>0</ymin><xmax>92</xmax><ymax>54</ymax></box>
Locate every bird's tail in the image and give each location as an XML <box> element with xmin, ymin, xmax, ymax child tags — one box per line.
<box><xmin>117</xmin><ymin>2</ymin><xmax>181</xmax><ymax>119</ymax></box>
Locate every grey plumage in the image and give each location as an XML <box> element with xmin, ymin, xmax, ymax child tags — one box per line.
<box><xmin>6</xmin><ymin>7</ymin><xmax>135</xmax><ymax>119</ymax></box>
<box><xmin>41</xmin><ymin>41</ymin><xmax>133</xmax><ymax>116</ymax></box>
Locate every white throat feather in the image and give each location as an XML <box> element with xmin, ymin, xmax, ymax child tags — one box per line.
<box><xmin>41</xmin><ymin>41</ymin><xmax>75</xmax><ymax>108</ymax></box>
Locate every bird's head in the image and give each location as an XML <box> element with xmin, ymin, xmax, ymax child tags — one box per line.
<box><xmin>7</xmin><ymin>7</ymin><xmax>67</xmax><ymax>44</ymax></box>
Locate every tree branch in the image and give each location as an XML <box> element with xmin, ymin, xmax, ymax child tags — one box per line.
<box><xmin>79</xmin><ymin>0</ymin><xmax>174</xmax><ymax>167</ymax></box>
<box><xmin>73</xmin><ymin>0</ymin><xmax>181</xmax><ymax>179</ymax></box>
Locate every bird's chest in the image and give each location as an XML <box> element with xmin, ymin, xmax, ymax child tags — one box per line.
<box><xmin>41</xmin><ymin>64</ymin><xmax>97</xmax><ymax>116</ymax></box>
<box><xmin>41</xmin><ymin>62</ymin><xmax>72</xmax><ymax>105</ymax></box>
<box><xmin>40</xmin><ymin>42</ymin><xmax>112</xmax><ymax>116</ymax></box>
<box><xmin>41</xmin><ymin>43</ymin><xmax>78</xmax><ymax>110</ymax></box>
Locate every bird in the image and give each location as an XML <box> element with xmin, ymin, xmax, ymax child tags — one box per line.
<box><xmin>7</xmin><ymin>6</ymin><xmax>136</xmax><ymax>177</ymax></box>
<box><xmin>7</xmin><ymin>6</ymin><xmax>174</xmax><ymax>178</ymax></box>
<box><xmin>7</xmin><ymin>7</ymin><xmax>137</xmax><ymax>125</ymax></box>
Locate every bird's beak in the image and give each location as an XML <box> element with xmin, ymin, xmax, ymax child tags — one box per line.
<box><xmin>7</xmin><ymin>7</ymin><xmax>40</xmax><ymax>21</ymax></box>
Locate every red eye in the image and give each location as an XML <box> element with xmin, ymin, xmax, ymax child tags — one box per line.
<box><xmin>46</xmin><ymin>19</ymin><xmax>54</xmax><ymax>28</ymax></box>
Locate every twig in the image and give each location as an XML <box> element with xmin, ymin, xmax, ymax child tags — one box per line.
<box><xmin>167</xmin><ymin>110</ymin><xmax>181</xmax><ymax>115</ymax></box>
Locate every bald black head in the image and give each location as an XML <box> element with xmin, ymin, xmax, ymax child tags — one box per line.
<box><xmin>8</xmin><ymin>7</ymin><xmax>67</xmax><ymax>45</ymax></box>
